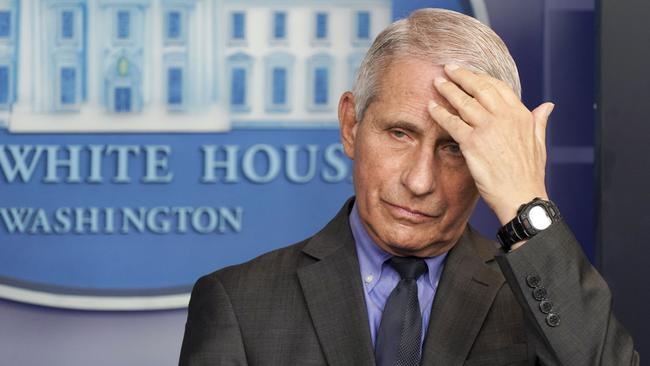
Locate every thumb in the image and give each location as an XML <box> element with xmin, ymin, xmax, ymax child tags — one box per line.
<box><xmin>531</xmin><ymin>102</ymin><xmax>555</xmax><ymax>142</ymax></box>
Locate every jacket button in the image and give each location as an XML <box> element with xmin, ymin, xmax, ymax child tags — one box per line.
<box><xmin>526</xmin><ymin>274</ymin><xmax>542</xmax><ymax>288</ymax></box>
<box><xmin>532</xmin><ymin>287</ymin><xmax>548</xmax><ymax>301</ymax></box>
<box><xmin>546</xmin><ymin>313</ymin><xmax>561</xmax><ymax>327</ymax></box>
<box><xmin>539</xmin><ymin>300</ymin><xmax>553</xmax><ymax>314</ymax></box>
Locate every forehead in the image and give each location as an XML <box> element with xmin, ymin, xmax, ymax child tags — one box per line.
<box><xmin>370</xmin><ymin>58</ymin><xmax>450</xmax><ymax>126</ymax></box>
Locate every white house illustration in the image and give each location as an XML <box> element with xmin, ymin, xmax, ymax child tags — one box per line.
<box><xmin>0</xmin><ymin>0</ymin><xmax>391</xmax><ymax>132</ymax></box>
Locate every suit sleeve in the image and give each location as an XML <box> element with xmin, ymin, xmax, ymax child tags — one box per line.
<box><xmin>179</xmin><ymin>274</ymin><xmax>248</xmax><ymax>366</ymax></box>
<box><xmin>495</xmin><ymin>220</ymin><xmax>640</xmax><ymax>366</ymax></box>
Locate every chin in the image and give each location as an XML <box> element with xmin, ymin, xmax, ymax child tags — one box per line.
<box><xmin>384</xmin><ymin>233</ymin><xmax>447</xmax><ymax>256</ymax></box>
<box><xmin>383</xmin><ymin>222</ymin><xmax>464</xmax><ymax>256</ymax></box>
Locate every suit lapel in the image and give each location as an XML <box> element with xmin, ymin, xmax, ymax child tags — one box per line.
<box><xmin>297</xmin><ymin>200</ymin><xmax>505</xmax><ymax>366</ymax></box>
<box><xmin>297</xmin><ymin>199</ymin><xmax>375</xmax><ymax>366</ymax></box>
<box><xmin>420</xmin><ymin>227</ymin><xmax>505</xmax><ymax>366</ymax></box>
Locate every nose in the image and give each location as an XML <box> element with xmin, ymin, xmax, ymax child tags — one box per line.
<box><xmin>401</xmin><ymin>146</ymin><xmax>436</xmax><ymax>197</ymax></box>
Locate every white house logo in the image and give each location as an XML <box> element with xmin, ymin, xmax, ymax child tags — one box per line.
<box><xmin>1</xmin><ymin>0</ymin><xmax>397</xmax><ymax>132</ymax></box>
<box><xmin>0</xmin><ymin>0</ymin><xmax>487</xmax><ymax>310</ymax></box>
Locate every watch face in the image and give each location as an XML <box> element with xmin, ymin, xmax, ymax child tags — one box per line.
<box><xmin>529</xmin><ymin>205</ymin><xmax>552</xmax><ymax>230</ymax></box>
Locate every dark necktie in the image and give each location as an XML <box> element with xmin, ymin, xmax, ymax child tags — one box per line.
<box><xmin>375</xmin><ymin>257</ymin><xmax>428</xmax><ymax>366</ymax></box>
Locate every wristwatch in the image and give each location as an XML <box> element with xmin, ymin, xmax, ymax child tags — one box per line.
<box><xmin>497</xmin><ymin>197</ymin><xmax>561</xmax><ymax>252</ymax></box>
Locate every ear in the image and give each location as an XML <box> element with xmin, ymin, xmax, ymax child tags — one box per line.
<box><xmin>338</xmin><ymin>91</ymin><xmax>359</xmax><ymax>160</ymax></box>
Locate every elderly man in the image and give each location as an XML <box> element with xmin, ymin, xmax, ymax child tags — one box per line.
<box><xmin>180</xmin><ymin>8</ymin><xmax>638</xmax><ymax>366</ymax></box>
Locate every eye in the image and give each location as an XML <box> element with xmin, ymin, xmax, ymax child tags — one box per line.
<box><xmin>443</xmin><ymin>143</ymin><xmax>462</xmax><ymax>156</ymax></box>
<box><xmin>390</xmin><ymin>129</ymin><xmax>408</xmax><ymax>139</ymax></box>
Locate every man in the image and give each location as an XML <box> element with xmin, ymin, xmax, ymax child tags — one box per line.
<box><xmin>180</xmin><ymin>8</ymin><xmax>639</xmax><ymax>365</ymax></box>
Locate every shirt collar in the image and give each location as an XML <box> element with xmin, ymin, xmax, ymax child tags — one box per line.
<box><xmin>349</xmin><ymin>201</ymin><xmax>448</xmax><ymax>292</ymax></box>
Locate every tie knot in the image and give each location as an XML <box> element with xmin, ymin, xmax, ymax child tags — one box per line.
<box><xmin>388</xmin><ymin>257</ymin><xmax>428</xmax><ymax>280</ymax></box>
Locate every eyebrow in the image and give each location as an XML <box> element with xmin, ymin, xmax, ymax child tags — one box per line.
<box><xmin>439</xmin><ymin>136</ymin><xmax>459</xmax><ymax>144</ymax></box>
<box><xmin>381</xmin><ymin>120</ymin><xmax>425</xmax><ymax>135</ymax></box>
<box><xmin>377</xmin><ymin>119</ymin><xmax>457</xmax><ymax>143</ymax></box>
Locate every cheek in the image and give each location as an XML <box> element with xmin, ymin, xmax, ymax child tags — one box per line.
<box><xmin>352</xmin><ymin>143</ymin><xmax>380</xmax><ymax>198</ymax></box>
<box><xmin>442</xmin><ymin>169</ymin><xmax>478</xmax><ymax>207</ymax></box>
<box><xmin>354</xmin><ymin>135</ymin><xmax>400</xmax><ymax>183</ymax></box>
<box><xmin>353</xmin><ymin>157</ymin><xmax>385</xmax><ymax>200</ymax></box>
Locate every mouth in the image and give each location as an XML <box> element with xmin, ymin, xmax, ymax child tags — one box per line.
<box><xmin>382</xmin><ymin>200</ymin><xmax>440</xmax><ymax>223</ymax></box>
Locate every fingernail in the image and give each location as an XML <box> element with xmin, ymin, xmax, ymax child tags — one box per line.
<box><xmin>546</xmin><ymin>103</ymin><xmax>555</xmax><ymax>117</ymax></box>
<box><xmin>446</xmin><ymin>64</ymin><xmax>459</xmax><ymax>71</ymax></box>
<box><xmin>428</xmin><ymin>100</ymin><xmax>438</xmax><ymax>110</ymax></box>
<box><xmin>434</xmin><ymin>77</ymin><xmax>447</xmax><ymax>86</ymax></box>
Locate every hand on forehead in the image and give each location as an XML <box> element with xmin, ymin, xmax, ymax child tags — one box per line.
<box><xmin>371</xmin><ymin>59</ymin><xmax>458</xmax><ymax>129</ymax></box>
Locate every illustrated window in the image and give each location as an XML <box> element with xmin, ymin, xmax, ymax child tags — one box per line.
<box><xmin>232</xmin><ymin>12</ymin><xmax>245</xmax><ymax>40</ymax></box>
<box><xmin>0</xmin><ymin>65</ymin><xmax>9</xmax><ymax>105</ymax></box>
<box><xmin>314</xmin><ymin>67</ymin><xmax>328</xmax><ymax>105</ymax></box>
<box><xmin>315</xmin><ymin>12</ymin><xmax>328</xmax><ymax>40</ymax></box>
<box><xmin>0</xmin><ymin>11</ymin><xmax>10</xmax><ymax>38</ymax></box>
<box><xmin>117</xmin><ymin>11</ymin><xmax>130</xmax><ymax>40</ymax></box>
<box><xmin>231</xmin><ymin>68</ymin><xmax>246</xmax><ymax>106</ymax></box>
<box><xmin>166</xmin><ymin>11</ymin><xmax>182</xmax><ymax>40</ymax></box>
<box><xmin>167</xmin><ymin>67</ymin><xmax>183</xmax><ymax>106</ymax></box>
<box><xmin>356</xmin><ymin>11</ymin><xmax>370</xmax><ymax>40</ymax></box>
<box><xmin>273</xmin><ymin>12</ymin><xmax>286</xmax><ymax>40</ymax></box>
<box><xmin>60</xmin><ymin>67</ymin><xmax>77</xmax><ymax>105</ymax></box>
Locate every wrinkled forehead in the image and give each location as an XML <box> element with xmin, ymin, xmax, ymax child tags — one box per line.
<box><xmin>372</xmin><ymin>58</ymin><xmax>453</xmax><ymax>115</ymax></box>
<box><xmin>364</xmin><ymin>60</ymin><xmax>458</xmax><ymax>139</ymax></box>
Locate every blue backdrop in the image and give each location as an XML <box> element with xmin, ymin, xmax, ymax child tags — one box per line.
<box><xmin>0</xmin><ymin>0</ymin><xmax>597</xmax><ymax>364</ymax></box>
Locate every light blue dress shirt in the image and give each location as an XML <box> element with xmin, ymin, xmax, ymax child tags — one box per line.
<box><xmin>349</xmin><ymin>202</ymin><xmax>448</xmax><ymax>347</ymax></box>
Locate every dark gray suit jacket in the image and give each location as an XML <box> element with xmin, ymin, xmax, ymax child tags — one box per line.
<box><xmin>179</xmin><ymin>199</ymin><xmax>639</xmax><ymax>365</ymax></box>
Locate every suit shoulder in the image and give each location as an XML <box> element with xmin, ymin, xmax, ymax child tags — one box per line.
<box><xmin>466</xmin><ymin>225</ymin><xmax>501</xmax><ymax>262</ymax></box>
<box><xmin>196</xmin><ymin>238</ymin><xmax>311</xmax><ymax>293</ymax></box>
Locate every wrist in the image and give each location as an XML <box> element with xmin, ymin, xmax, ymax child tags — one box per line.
<box><xmin>496</xmin><ymin>197</ymin><xmax>560</xmax><ymax>252</ymax></box>
<box><xmin>509</xmin><ymin>241</ymin><xmax>527</xmax><ymax>251</ymax></box>
<box><xmin>493</xmin><ymin>191</ymin><xmax>549</xmax><ymax>225</ymax></box>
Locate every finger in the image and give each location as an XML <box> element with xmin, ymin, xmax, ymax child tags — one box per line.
<box><xmin>442</xmin><ymin>64</ymin><xmax>506</xmax><ymax>113</ymax></box>
<box><xmin>433</xmin><ymin>76</ymin><xmax>491</xmax><ymax>127</ymax></box>
<box><xmin>474</xmin><ymin>73</ymin><xmax>522</xmax><ymax>106</ymax></box>
<box><xmin>428</xmin><ymin>100</ymin><xmax>472</xmax><ymax>144</ymax></box>
<box><xmin>531</xmin><ymin>102</ymin><xmax>555</xmax><ymax>144</ymax></box>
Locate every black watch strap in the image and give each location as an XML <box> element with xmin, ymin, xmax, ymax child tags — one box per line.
<box><xmin>497</xmin><ymin>218</ymin><xmax>525</xmax><ymax>251</ymax></box>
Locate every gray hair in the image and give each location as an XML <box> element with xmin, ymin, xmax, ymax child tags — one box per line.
<box><xmin>352</xmin><ymin>8</ymin><xmax>521</xmax><ymax>122</ymax></box>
